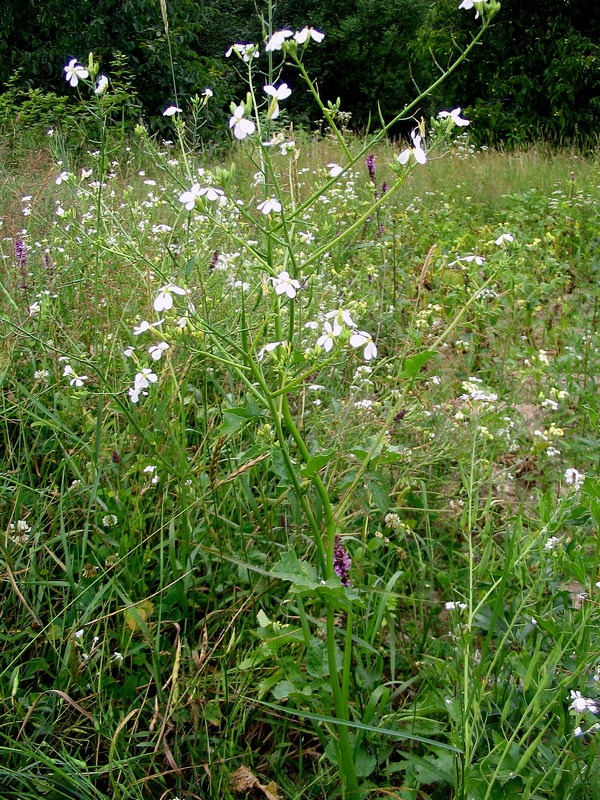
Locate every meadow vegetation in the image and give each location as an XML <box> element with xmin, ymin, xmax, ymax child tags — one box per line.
<box><xmin>0</xmin><ymin>3</ymin><xmax>599</xmax><ymax>799</ymax></box>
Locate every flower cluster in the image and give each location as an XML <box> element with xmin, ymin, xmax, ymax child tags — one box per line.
<box><xmin>128</xmin><ymin>368</ymin><xmax>158</xmax><ymax>404</ymax></box>
<box><xmin>333</xmin><ymin>535</ymin><xmax>352</xmax><ymax>586</ymax></box>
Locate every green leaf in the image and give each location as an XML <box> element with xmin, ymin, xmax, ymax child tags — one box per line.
<box><xmin>401</xmin><ymin>350</ymin><xmax>437</xmax><ymax>378</ymax></box>
<box><xmin>301</xmin><ymin>449</ymin><xmax>337</xmax><ymax>477</ymax></box>
<box><xmin>272</xmin><ymin>549</ymin><xmax>318</xmax><ymax>589</ymax></box>
<box><xmin>272</xmin><ymin>680</ymin><xmax>298</xmax><ymax>700</ymax></box>
<box><xmin>305</xmin><ymin>637</ymin><xmax>328</xmax><ymax>678</ymax></box>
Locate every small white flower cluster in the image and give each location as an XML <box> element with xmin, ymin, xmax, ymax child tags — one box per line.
<box><xmin>460</xmin><ymin>378</ymin><xmax>498</xmax><ymax>405</ymax></box>
<box><xmin>8</xmin><ymin>519</ymin><xmax>31</xmax><ymax>546</ymax></box>
<box><xmin>564</xmin><ymin>468</ymin><xmax>585</xmax><ymax>490</ymax></box>
<box><xmin>143</xmin><ymin>464</ymin><xmax>160</xmax><ymax>484</ymax></box>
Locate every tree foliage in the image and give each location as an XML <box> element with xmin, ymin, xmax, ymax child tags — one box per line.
<box><xmin>0</xmin><ymin>0</ymin><xmax>598</xmax><ymax>145</ymax></box>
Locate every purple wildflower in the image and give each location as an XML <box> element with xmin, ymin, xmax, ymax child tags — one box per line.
<box><xmin>381</xmin><ymin>182</ymin><xmax>388</xmax><ymax>195</ymax></box>
<box><xmin>333</xmin><ymin>535</ymin><xmax>352</xmax><ymax>586</ymax></box>
<box><xmin>365</xmin><ymin>155</ymin><xmax>376</xmax><ymax>183</ymax></box>
<box><xmin>15</xmin><ymin>239</ymin><xmax>27</xmax><ymax>267</ymax></box>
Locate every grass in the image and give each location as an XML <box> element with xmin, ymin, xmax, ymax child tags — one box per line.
<box><xmin>0</xmin><ymin>93</ymin><xmax>599</xmax><ymax>800</ymax></box>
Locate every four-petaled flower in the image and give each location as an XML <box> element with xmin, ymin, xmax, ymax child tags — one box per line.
<box><xmin>317</xmin><ymin>321</ymin><xmax>342</xmax><ymax>352</ymax></box>
<box><xmin>438</xmin><ymin>107</ymin><xmax>470</xmax><ymax>127</ymax></box>
<box><xmin>129</xmin><ymin>368</ymin><xmax>158</xmax><ymax>403</ymax></box>
<box><xmin>349</xmin><ymin>330</ymin><xmax>377</xmax><ymax>361</ymax></box>
<box><xmin>64</xmin><ymin>59</ymin><xmax>89</xmax><ymax>87</ymax></box>
<box><xmin>398</xmin><ymin>130</ymin><xmax>427</xmax><ymax>165</ymax></box>
<box><xmin>95</xmin><ymin>75</ymin><xmax>109</xmax><ymax>95</ymax></box>
<box><xmin>495</xmin><ymin>233</ymin><xmax>514</xmax><ymax>246</ymax></box>
<box><xmin>154</xmin><ymin>283</ymin><xmax>187</xmax><ymax>312</ymax></box>
<box><xmin>63</xmin><ymin>364</ymin><xmax>89</xmax><ymax>387</ymax></box>
<box><xmin>229</xmin><ymin>105</ymin><xmax>256</xmax><ymax>140</ymax></box>
<box><xmin>149</xmin><ymin>342</ymin><xmax>170</xmax><ymax>361</ymax></box>
<box><xmin>569</xmin><ymin>691</ymin><xmax>598</xmax><ymax>714</ymax></box>
<box><xmin>263</xmin><ymin>83</ymin><xmax>292</xmax><ymax>120</ymax></box>
<box><xmin>265</xmin><ymin>29</ymin><xmax>293</xmax><ymax>52</ymax></box>
<box><xmin>325</xmin><ymin>308</ymin><xmax>357</xmax><ymax>329</ymax></box>
<box><xmin>199</xmin><ymin>186</ymin><xmax>225</xmax><ymax>202</ymax></box>
<box><xmin>257</xmin><ymin>198</ymin><xmax>282</xmax><ymax>215</ymax></box>
<box><xmin>294</xmin><ymin>27</ymin><xmax>325</xmax><ymax>44</ymax></box>
<box><xmin>163</xmin><ymin>105</ymin><xmax>183</xmax><ymax>116</ymax></box>
<box><xmin>179</xmin><ymin>183</ymin><xmax>202</xmax><ymax>210</ymax></box>
<box><xmin>458</xmin><ymin>0</ymin><xmax>482</xmax><ymax>18</ymax></box>
<box><xmin>271</xmin><ymin>271</ymin><xmax>300</xmax><ymax>299</ymax></box>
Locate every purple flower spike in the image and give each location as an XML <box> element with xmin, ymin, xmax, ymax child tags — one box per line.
<box><xmin>15</xmin><ymin>239</ymin><xmax>27</xmax><ymax>267</ymax></box>
<box><xmin>365</xmin><ymin>155</ymin><xmax>376</xmax><ymax>183</ymax></box>
<box><xmin>333</xmin><ymin>535</ymin><xmax>352</xmax><ymax>586</ymax></box>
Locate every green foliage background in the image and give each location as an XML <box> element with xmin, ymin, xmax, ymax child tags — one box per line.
<box><xmin>0</xmin><ymin>0</ymin><xmax>598</xmax><ymax>145</ymax></box>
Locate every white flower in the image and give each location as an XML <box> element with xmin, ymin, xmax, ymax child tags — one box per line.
<box><xmin>163</xmin><ymin>105</ymin><xmax>183</xmax><ymax>116</ymax></box>
<box><xmin>438</xmin><ymin>107</ymin><xmax>470</xmax><ymax>127</ymax></box>
<box><xmin>349</xmin><ymin>330</ymin><xmax>377</xmax><ymax>361</ymax></box>
<box><xmin>398</xmin><ymin>130</ymin><xmax>427</xmax><ymax>165</ymax></box>
<box><xmin>564</xmin><ymin>468</ymin><xmax>584</xmax><ymax>489</ymax></box>
<box><xmin>55</xmin><ymin>171</ymin><xmax>70</xmax><ymax>185</ymax></box>
<box><xmin>95</xmin><ymin>75</ymin><xmax>109</xmax><ymax>95</ymax></box>
<box><xmin>570</xmin><ymin>690</ymin><xmax>598</xmax><ymax>714</ymax></box>
<box><xmin>495</xmin><ymin>232</ymin><xmax>515</xmax><ymax>246</ymax></box>
<box><xmin>64</xmin><ymin>59</ymin><xmax>89</xmax><ymax>87</ymax></box>
<box><xmin>459</xmin><ymin>0</ymin><xmax>482</xmax><ymax>18</ymax></box>
<box><xmin>325</xmin><ymin>308</ymin><xmax>356</xmax><ymax>328</ymax></box>
<box><xmin>154</xmin><ymin>284</ymin><xmax>187</xmax><ymax>312</ymax></box>
<box><xmin>113</xmin><ymin>651</ymin><xmax>124</xmax><ymax>662</ymax></box>
<box><xmin>225</xmin><ymin>43</ymin><xmax>259</xmax><ymax>62</ymax></box>
<box><xmin>257</xmin><ymin>341</ymin><xmax>286</xmax><ymax>361</ymax></box>
<box><xmin>81</xmin><ymin>167</ymin><xmax>93</xmax><ymax>178</ymax></box>
<box><xmin>202</xmin><ymin>87</ymin><xmax>213</xmax><ymax>98</ymax></box>
<box><xmin>129</xmin><ymin>369</ymin><xmax>158</xmax><ymax>403</ymax></box>
<box><xmin>133</xmin><ymin>320</ymin><xmax>152</xmax><ymax>336</ymax></box>
<box><xmin>294</xmin><ymin>27</ymin><xmax>325</xmax><ymax>44</ymax></box>
<box><xmin>179</xmin><ymin>183</ymin><xmax>202</xmax><ymax>210</ymax></box>
<box><xmin>229</xmin><ymin>105</ymin><xmax>256</xmax><ymax>140</ymax></box>
<box><xmin>257</xmin><ymin>198</ymin><xmax>282</xmax><ymax>215</ymax></box>
<box><xmin>198</xmin><ymin>186</ymin><xmax>224</xmax><ymax>202</ymax></box>
<box><xmin>102</xmin><ymin>514</ymin><xmax>118</xmax><ymax>527</ymax></box>
<box><xmin>270</xmin><ymin>271</ymin><xmax>300</xmax><ymax>299</ymax></box>
<box><xmin>328</xmin><ymin>163</ymin><xmax>343</xmax><ymax>177</ymax></box>
<box><xmin>63</xmin><ymin>364</ymin><xmax>88</xmax><ymax>387</ymax></box>
<box><xmin>263</xmin><ymin>83</ymin><xmax>292</xmax><ymax>119</ymax></box>
<box><xmin>316</xmin><ymin>321</ymin><xmax>342</xmax><ymax>352</ymax></box>
<box><xmin>149</xmin><ymin>342</ymin><xmax>170</xmax><ymax>360</ymax></box>
<box><xmin>265</xmin><ymin>29</ymin><xmax>293</xmax><ymax>52</ymax></box>
<box><xmin>461</xmin><ymin>254</ymin><xmax>485</xmax><ymax>265</ymax></box>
